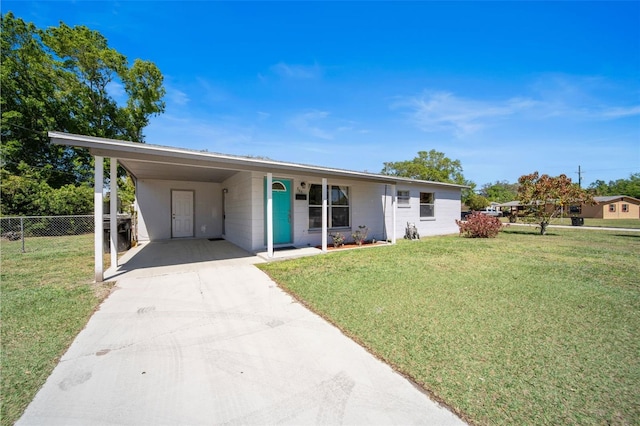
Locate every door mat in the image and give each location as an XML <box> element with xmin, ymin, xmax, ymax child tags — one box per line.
<box><xmin>274</xmin><ymin>246</ymin><xmax>296</xmax><ymax>251</ymax></box>
<box><xmin>208</xmin><ymin>238</ymin><xmax>224</xmax><ymax>241</ymax></box>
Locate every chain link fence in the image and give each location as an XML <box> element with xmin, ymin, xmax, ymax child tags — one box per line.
<box><xmin>0</xmin><ymin>215</ymin><xmax>134</xmax><ymax>253</ymax></box>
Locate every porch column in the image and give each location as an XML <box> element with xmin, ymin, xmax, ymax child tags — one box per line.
<box><xmin>321</xmin><ymin>178</ymin><xmax>328</xmax><ymax>253</ymax></box>
<box><xmin>109</xmin><ymin>158</ymin><xmax>118</xmax><ymax>270</ymax></box>
<box><xmin>266</xmin><ymin>173</ymin><xmax>274</xmax><ymax>258</ymax></box>
<box><xmin>391</xmin><ymin>184</ymin><xmax>397</xmax><ymax>244</ymax></box>
<box><xmin>94</xmin><ymin>156</ymin><xmax>104</xmax><ymax>282</ymax></box>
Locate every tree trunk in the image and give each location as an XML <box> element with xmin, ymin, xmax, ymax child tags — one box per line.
<box><xmin>540</xmin><ymin>221</ymin><xmax>549</xmax><ymax>235</ymax></box>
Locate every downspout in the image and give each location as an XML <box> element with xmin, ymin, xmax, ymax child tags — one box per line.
<box><xmin>382</xmin><ymin>185</ymin><xmax>388</xmax><ymax>242</ymax></box>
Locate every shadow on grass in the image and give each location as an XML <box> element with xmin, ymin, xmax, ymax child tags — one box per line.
<box><xmin>502</xmin><ymin>228</ymin><xmax>561</xmax><ymax>237</ymax></box>
<box><xmin>615</xmin><ymin>233</ymin><xmax>640</xmax><ymax>239</ymax></box>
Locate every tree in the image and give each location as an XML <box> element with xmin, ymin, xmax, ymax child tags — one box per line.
<box><xmin>382</xmin><ymin>150</ymin><xmax>465</xmax><ymax>182</ymax></box>
<box><xmin>1</xmin><ymin>13</ymin><xmax>165</xmax><ymax>213</ymax></box>
<box><xmin>0</xmin><ymin>164</ymin><xmax>92</xmax><ymax>216</ymax></box>
<box><xmin>381</xmin><ymin>150</ymin><xmax>476</xmax><ymax>202</ymax></box>
<box><xmin>517</xmin><ymin>172</ymin><xmax>594</xmax><ymax>235</ymax></box>
<box><xmin>587</xmin><ymin>173</ymin><xmax>640</xmax><ymax>199</ymax></box>
<box><xmin>480</xmin><ymin>180</ymin><xmax>519</xmax><ymax>203</ymax></box>
<box><xmin>466</xmin><ymin>194</ymin><xmax>490</xmax><ymax>211</ymax></box>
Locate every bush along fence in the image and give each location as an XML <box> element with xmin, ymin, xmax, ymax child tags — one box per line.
<box><xmin>1</xmin><ymin>215</ymin><xmax>94</xmax><ymax>253</ymax></box>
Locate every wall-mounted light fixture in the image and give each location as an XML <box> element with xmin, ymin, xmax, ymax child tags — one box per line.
<box><xmin>223</xmin><ymin>188</ymin><xmax>229</xmax><ymax>194</ymax></box>
<box><xmin>300</xmin><ymin>181</ymin><xmax>306</xmax><ymax>189</ymax></box>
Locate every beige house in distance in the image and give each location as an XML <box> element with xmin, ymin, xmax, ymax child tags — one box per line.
<box><xmin>579</xmin><ymin>196</ymin><xmax>640</xmax><ymax>219</ymax></box>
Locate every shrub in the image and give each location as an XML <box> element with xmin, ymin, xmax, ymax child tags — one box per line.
<box><xmin>456</xmin><ymin>212</ymin><xmax>503</xmax><ymax>238</ymax></box>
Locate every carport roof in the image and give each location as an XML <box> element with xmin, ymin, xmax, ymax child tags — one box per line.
<box><xmin>49</xmin><ymin>132</ymin><xmax>468</xmax><ymax>189</ymax></box>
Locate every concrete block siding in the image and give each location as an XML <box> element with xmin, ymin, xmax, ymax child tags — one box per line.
<box><xmin>137</xmin><ymin>172</ymin><xmax>462</xmax><ymax>253</ymax></box>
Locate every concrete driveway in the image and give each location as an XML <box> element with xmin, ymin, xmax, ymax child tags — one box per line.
<box><xmin>18</xmin><ymin>239</ymin><xmax>465</xmax><ymax>425</ymax></box>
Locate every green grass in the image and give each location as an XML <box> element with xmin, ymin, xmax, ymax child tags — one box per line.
<box><xmin>503</xmin><ymin>217</ymin><xmax>640</xmax><ymax>229</ymax></box>
<box><xmin>1</xmin><ymin>235</ymin><xmax>112</xmax><ymax>426</ymax></box>
<box><xmin>259</xmin><ymin>227</ymin><xmax>640</xmax><ymax>425</ymax></box>
<box><xmin>581</xmin><ymin>218</ymin><xmax>640</xmax><ymax>228</ymax></box>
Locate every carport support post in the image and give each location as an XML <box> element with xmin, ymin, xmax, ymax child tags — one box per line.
<box><xmin>94</xmin><ymin>156</ymin><xmax>104</xmax><ymax>283</ymax></box>
<box><xmin>266</xmin><ymin>173</ymin><xmax>273</xmax><ymax>258</ymax></box>
<box><xmin>321</xmin><ymin>178</ymin><xmax>327</xmax><ymax>253</ymax></box>
<box><xmin>391</xmin><ymin>184</ymin><xmax>397</xmax><ymax>244</ymax></box>
<box><xmin>110</xmin><ymin>158</ymin><xmax>118</xmax><ymax>269</ymax></box>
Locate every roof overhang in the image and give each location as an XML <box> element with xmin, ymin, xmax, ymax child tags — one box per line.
<box><xmin>49</xmin><ymin>132</ymin><xmax>468</xmax><ymax>189</ymax></box>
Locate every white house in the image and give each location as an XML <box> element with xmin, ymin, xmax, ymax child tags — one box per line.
<box><xmin>49</xmin><ymin>132</ymin><xmax>466</xmax><ymax>281</ymax></box>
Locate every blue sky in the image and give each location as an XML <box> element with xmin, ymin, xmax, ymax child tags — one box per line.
<box><xmin>4</xmin><ymin>1</ymin><xmax>639</xmax><ymax>188</ymax></box>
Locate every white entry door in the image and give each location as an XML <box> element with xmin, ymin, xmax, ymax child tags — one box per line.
<box><xmin>172</xmin><ymin>190</ymin><xmax>194</xmax><ymax>238</ymax></box>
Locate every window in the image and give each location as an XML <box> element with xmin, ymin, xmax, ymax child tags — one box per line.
<box><xmin>420</xmin><ymin>192</ymin><xmax>435</xmax><ymax>218</ymax></box>
<box><xmin>569</xmin><ymin>205</ymin><xmax>582</xmax><ymax>214</ymax></box>
<box><xmin>308</xmin><ymin>184</ymin><xmax>350</xmax><ymax>229</ymax></box>
<box><xmin>622</xmin><ymin>204</ymin><xmax>629</xmax><ymax>213</ymax></box>
<box><xmin>272</xmin><ymin>181</ymin><xmax>286</xmax><ymax>191</ymax></box>
<box><xmin>609</xmin><ymin>204</ymin><xmax>616</xmax><ymax>212</ymax></box>
<box><xmin>397</xmin><ymin>190</ymin><xmax>410</xmax><ymax>206</ymax></box>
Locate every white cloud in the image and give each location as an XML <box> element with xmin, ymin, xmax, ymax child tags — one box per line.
<box><xmin>395</xmin><ymin>78</ymin><xmax>640</xmax><ymax>137</ymax></box>
<box><xmin>166</xmin><ymin>85</ymin><xmax>189</xmax><ymax>106</ymax></box>
<box><xmin>394</xmin><ymin>91</ymin><xmax>532</xmax><ymax>137</ymax></box>
<box><xmin>106</xmin><ymin>81</ymin><xmax>126</xmax><ymax>105</ymax></box>
<box><xmin>289</xmin><ymin>110</ymin><xmax>333</xmax><ymax>139</ymax></box>
<box><xmin>528</xmin><ymin>74</ymin><xmax>640</xmax><ymax>120</ymax></box>
<box><xmin>270</xmin><ymin>62</ymin><xmax>323</xmax><ymax>79</ymax></box>
<box><xmin>257</xmin><ymin>111</ymin><xmax>270</xmax><ymax>121</ymax></box>
<box><xmin>600</xmin><ymin>106</ymin><xmax>640</xmax><ymax>119</ymax></box>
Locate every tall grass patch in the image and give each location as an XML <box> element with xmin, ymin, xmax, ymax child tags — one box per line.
<box><xmin>259</xmin><ymin>228</ymin><xmax>640</xmax><ymax>425</ymax></box>
<box><xmin>1</xmin><ymin>234</ymin><xmax>112</xmax><ymax>426</ymax></box>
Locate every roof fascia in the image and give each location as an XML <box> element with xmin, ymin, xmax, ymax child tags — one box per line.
<box><xmin>48</xmin><ymin>131</ymin><xmax>468</xmax><ymax>189</ymax></box>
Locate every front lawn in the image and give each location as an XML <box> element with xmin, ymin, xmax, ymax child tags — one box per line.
<box><xmin>502</xmin><ymin>216</ymin><xmax>640</xmax><ymax>229</ymax></box>
<box><xmin>0</xmin><ymin>235</ymin><xmax>112</xmax><ymax>426</ymax></box>
<box><xmin>259</xmin><ymin>227</ymin><xmax>640</xmax><ymax>425</ymax></box>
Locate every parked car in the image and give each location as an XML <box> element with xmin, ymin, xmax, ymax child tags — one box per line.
<box><xmin>478</xmin><ymin>207</ymin><xmax>503</xmax><ymax>217</ymax></box>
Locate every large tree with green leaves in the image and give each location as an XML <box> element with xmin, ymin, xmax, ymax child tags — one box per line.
<box><xmin>480</xmin><ymin>180</ymin><xmax>519</xmax><ymax>203</ymax></box>
<box><xmin>1</xmin><ymin>12</ymin><xmax>165</xmax><ymax>215</ymax></box>
<box><xmin>587</xmin><ymin>173</ymin><xmax>640</xmax><ymax>199</ymax></box>
<box><xmin>381</xmin><ymin>149</ymin><xmax>475</xmax><ymax>202</ymax></box>
<box><xmin>518</xmin><ymin>172</ymin><xmax>594</xmax><ymax>235</ymax></box>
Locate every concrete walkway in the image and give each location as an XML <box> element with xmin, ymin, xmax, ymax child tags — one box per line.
<box><xmin>18</xmin><ymin>239</ymin><xmax>465</xmax><ymax>425</ymax></box>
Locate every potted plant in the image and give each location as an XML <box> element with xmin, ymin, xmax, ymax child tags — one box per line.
<box><xmin>351</xmin><ymin>225</ymin><xmax>368</xmax><ymax>246</ymax></box>
<box><xmin>329</xmin><ymin>232</ymin><xmax>345</xmax><ymax>248</ymax></box>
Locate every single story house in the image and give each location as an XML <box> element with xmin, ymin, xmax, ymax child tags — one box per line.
<box><xmin>577</xmin><ymin>196</ymin><xmax>640</xmax><ymax>219</ymax></box>
<box><xmin>49</xmin><ymin>132</ymin><xmax>467</xmax><ymax>282</ymax></box>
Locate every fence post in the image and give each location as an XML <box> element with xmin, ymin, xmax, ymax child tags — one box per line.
<box><xmin>21</xmin><ymin>217</ymin><xmax>25</xmax><ymax>253</ymax></box>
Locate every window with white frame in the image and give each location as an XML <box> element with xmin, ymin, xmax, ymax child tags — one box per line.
<box><xmin>609</xmin><ymin>204</ymin><xmax>616</xmax><ymax>212</ymax></box>
<box><xmin>420</xmin><ymin>192</ymin><xmax>435</xmax><ymax>218</ymax></box>
<box><xmin>308</xmin><ymin>184</ymin><xmax>350</xmax><ymax>229</ymax></box>
<box><xmin>622</xmin><ymin>204</ymin><xmax>629</xmax><ymax>213</ymax></box>
<box><xmin>397</xmin><ymin>190</ymin><xmax>410</xmax><ymax>206</ymax></box>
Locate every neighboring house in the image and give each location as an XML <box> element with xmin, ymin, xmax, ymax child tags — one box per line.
<box><xmin>49</xmin><ymin>132</ymin><xmax>466</xmax><ymax>281</ymax></box>
<box><xmin>497</xmin><ymin>196</ymin><xmax>640</xmax><ymax>220</ymax></box>
<box><xmin>577</xmin><ymin>196</ymin><xmax>640</xmax><ymax>219</ymax></box>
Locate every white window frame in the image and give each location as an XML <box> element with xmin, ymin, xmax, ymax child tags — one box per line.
<box><xmin>622</xmin><ymin>204</ymin><xmax>629</xmax><ymax>213</ymax></box>
<box><xmin>420</xmin><ymin>192</ymin><xmax>435</xmax><ymax>220</ymax></box>
<box><xmin>309</xmin><ymin>184</ymin><xmax>350</xmax><ymax>230</ymax></box>
<box><xmin>397</xmin><ymin>190</ymin><xmax>410</xmax><ymax>207</ymax></box>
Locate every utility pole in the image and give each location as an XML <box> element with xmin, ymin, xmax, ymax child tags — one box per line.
<box><xmin>576</xmin><ymin>165</ymin><xmax>583</xmax><ymax>188</ymax></box>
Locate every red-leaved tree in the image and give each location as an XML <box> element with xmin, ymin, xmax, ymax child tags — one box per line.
<box><xmin>517</xmin><ymin>172</ymin><xmax>595</xmax><ymax>235</ymax></box>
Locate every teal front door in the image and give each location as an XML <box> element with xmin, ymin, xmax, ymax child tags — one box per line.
<box><xmin>264</xmin><ymin>178</ymin><xmax>292</xmax><ymax>244</ymax></box>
